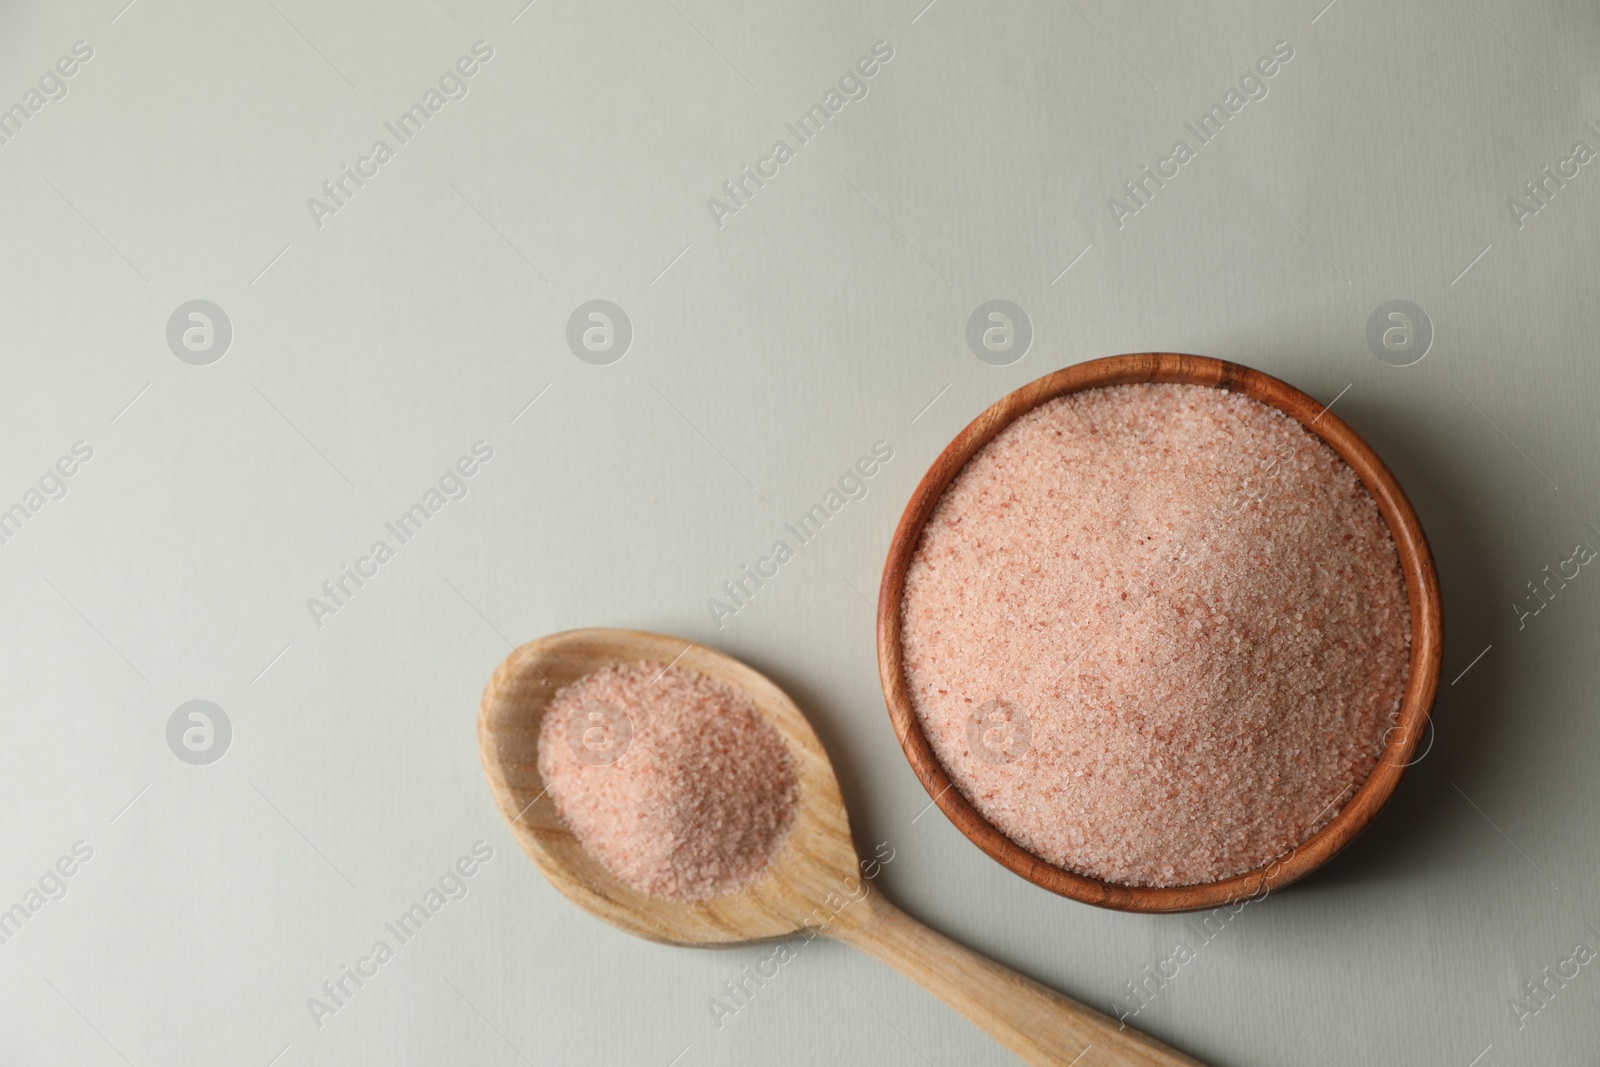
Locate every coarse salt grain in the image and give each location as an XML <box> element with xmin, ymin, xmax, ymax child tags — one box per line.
<box><xmin>900</xmin><ymin>383</ymin><xmax>1411</xmax><ymax>887</ymax></box>
<box><xmin>538</xmin><ymin>661</ymin><xmax>798</xmax><ymax>901</ymax></box>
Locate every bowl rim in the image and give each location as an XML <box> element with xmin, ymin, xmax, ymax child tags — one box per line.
<box><xmin>876</xmin><ymin>353</ymin><xmax>1443</xmax><ymax>913</ymax></box>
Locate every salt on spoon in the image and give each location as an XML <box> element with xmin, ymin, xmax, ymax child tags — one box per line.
<box><xmin>480</xmin><ymin>627</ymin><xmax>1207</xmax><ymax>1066</ymax></box>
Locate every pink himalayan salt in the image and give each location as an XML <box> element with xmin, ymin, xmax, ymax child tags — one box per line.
<box><xmin>900</xmin><ymin>383</ymin><xmax>1411</xmax><ymax>888</ymax></box>
<box><xmin>538</xmin><ymin>662</ymin><xmax>798</xmax><ymax>901</ymax></box>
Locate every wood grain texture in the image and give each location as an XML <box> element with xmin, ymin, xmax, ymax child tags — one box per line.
<box><xmin>480</xmin><ymin>627</ymin><xmax>1209</xmax><ymax>1065</ymax></box>
<box><xmin>829</xmin><ymin>893</ymin><xmax>1206</xmax><ymax>1066</ymax></box>
<box><xmin>877</xmin><ymin>354</ymin><xmax>1444</xmax><ymax>913</ymax></box>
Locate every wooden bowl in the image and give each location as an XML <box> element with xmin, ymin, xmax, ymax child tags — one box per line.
<box><xmin>877</xmin><ymin>354</ymin><xmax>1443</xmax><ymax>913</ymax></box>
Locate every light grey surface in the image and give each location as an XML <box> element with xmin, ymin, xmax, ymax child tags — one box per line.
<box><xmin>2</xmin><ymin>0</ymin><xmax>1598</xmax><ymax>1064</ymax></box>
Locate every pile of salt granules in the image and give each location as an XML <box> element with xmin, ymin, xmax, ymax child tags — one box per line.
<box><xmin>900</xmin><ymin>383</ymin><xmax>1411</xmax><ymax>888</ymax></box>
<box><xmin>538</xmin><ymin>662</ymin><xmax>798</xmax><ymax>901</ymax></box>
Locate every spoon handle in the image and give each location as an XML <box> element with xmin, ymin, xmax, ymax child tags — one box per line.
<box><xmin>829</xmin><ymin>895</ymin><xmax>1207</xmax><ymax>1066</ymax></box>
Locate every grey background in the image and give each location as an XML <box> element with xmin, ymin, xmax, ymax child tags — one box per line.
<box><xmin>2</xmin><ymin>0</ymin><xmax>1597</xmax><ymax>1064</ymax></box>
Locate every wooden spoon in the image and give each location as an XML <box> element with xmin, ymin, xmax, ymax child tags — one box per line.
<box><xmin>479</xmin><ymin>628</ymin><xmax>1206</xmax><ymax>1067</ymax></box>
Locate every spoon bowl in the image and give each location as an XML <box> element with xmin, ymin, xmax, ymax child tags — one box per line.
<box><xmin>477</xmin><ymin>627</ymin><xmax>860</xmax><ymax>945</ymax></box>
<box><xmin>480</xmin><ymin>627</ymin><xmax>1208</xmax><ymax>1066</ymax></box>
